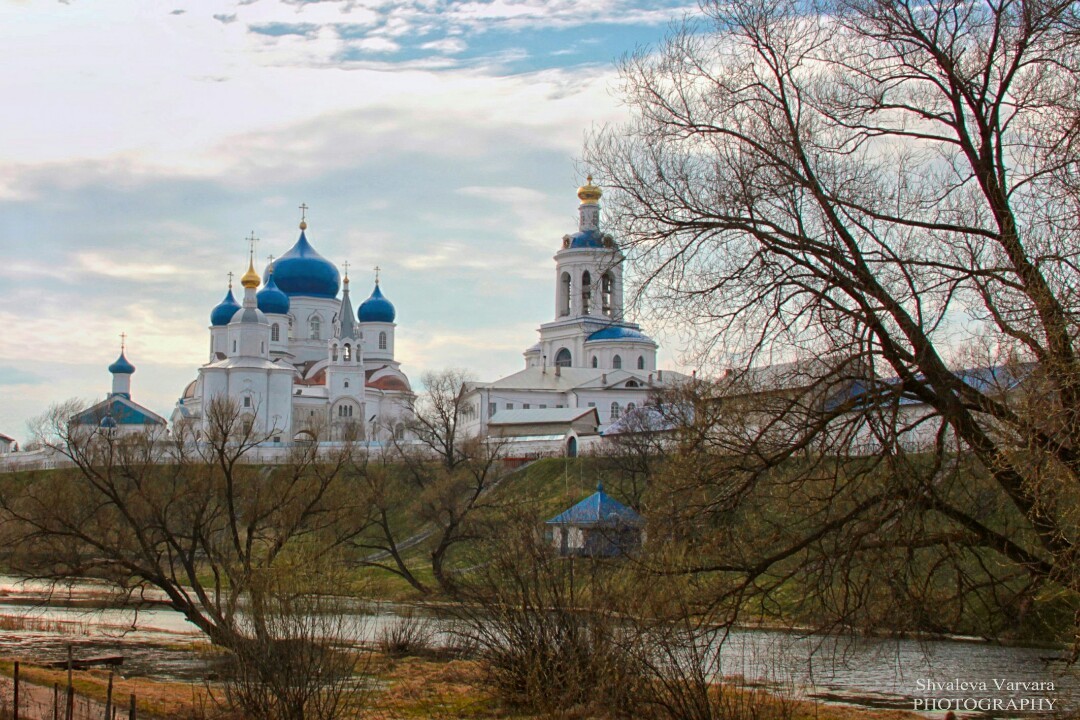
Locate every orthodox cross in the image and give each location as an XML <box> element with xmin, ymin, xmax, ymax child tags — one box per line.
<box><xmin>374</xmin><ymin>265</ymin><xmax>381</xmax><ymax>284</ymax></box>
<box><xmin>299</xmin><ymin>203</ymin><xmax>308</xmax><ymax>223</ymax></box>
<box><xmin>342</xmin><ymin>260</ymin><xmax>350</xmax><ymax>280</ymax></box>
<box><xmin>120</xmin><ymin>332</ymin><xmax>127</xmax><ymax>352</ymax></box>
<box><xmin>247</xmin><ymin>231</ymin><xmax>259</xmax><ymax>260</ymax></box>
<box><xmin>227</xmin><ymin>271</ymin><xmax>234</xmax><ymax>288</ymax></box>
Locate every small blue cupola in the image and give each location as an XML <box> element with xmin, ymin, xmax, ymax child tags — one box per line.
<box><xmin>108</xmin><ymin>350</ymin><xmax>135</xmax><ymax>376</ymax></box>
<box><xmin>256</xmin><ymin>268</ymin><xmax>291</xmax><ymax>315</ymax></box>
<box><xmin>358</xmin><ymin>281</ymin><xmax>396</xmax><ymax>323</ymax></box>
<box><xmin>210</xmin><ymin>286</ymin><xmax>241</xmax><ymax>327</ymax></box>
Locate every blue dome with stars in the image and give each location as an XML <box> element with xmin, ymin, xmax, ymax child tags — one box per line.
<box><xmin>210</xmin><ymin>287</ymin><xmax>241</xmax><ymax>327</ymax></box>
<box><xmin>568</xmin><ymin>229</ymin><xmax>607</xmax><ymax>249</ymax></box>
<box><xmin>108</xmin><ymin>351</ymin><xmax>136</xmax><ymax>375</ymax></box>
<box><xmin>269</xmin><ymin>230</ymin><xmax>340</xmax><ymax>299</ymax></box>
<box><xmin>586</xmin><ymin>326</ymin><xmax>653</xmax><ymax>343</ymax></box>
<box><xmin>358</xmin><ymin>283</ymin><xmax>396</xmax><ymax>323</ymax></box>
<box><xmin>257</xmin><ymin>271</ymin><xmax>291</xmax><ymax>315</ymax></box>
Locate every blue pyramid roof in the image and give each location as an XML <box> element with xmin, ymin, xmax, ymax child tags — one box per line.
<box><xmin>547</xmin><ymin>486</ymin><xmax>643</xmax><ymax>527</ymax></box>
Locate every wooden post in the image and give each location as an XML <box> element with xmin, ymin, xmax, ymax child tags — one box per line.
<box><xmin>53</xmin><ymin>682</ymin><xmax>59</xmax><ymax>720</ymax></box>
<box><xmin>65</xmin><ymin>645</ymin><xmax>74</xmax><ymax>720</ymax></box>
<box><xmin>104</xmin><ymin>672</ymin><xmax>113</xmax><ymax>720</ymax></box>
<box><xmin>128</xmin><ymin>693</ymin><xmax>135</xmax><ymax>720</ymax></box>
<box><xmin>13</xmin><ymin>660</ymin><xmax>19</xmax><ymax>720</ymax></box>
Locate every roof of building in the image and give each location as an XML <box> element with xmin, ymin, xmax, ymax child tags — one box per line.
<box><xmin>270</xmin><ymin>229</ymin><xmax>341</xmax><ymax>299</ymax></box>
<box><xmin>547</xmin><ymin>485</ymin><xmax>643</xmax><ymax>527</ymax></box>
<box><xmin>586</xmin><ymin>325</ymin><xmax>655</xmax><ymax>344</ymax></box>
<box><xmin>108</xmin><ymin>350</ymin><xmax>136</xmax><ymax>375</ymax></box>
<box><xmin>0</xmin><ymin>432</ymin><xmax>14</xmax><ymax>442</ymax></box>
<box><xmin>825</xmin><ymin>362</ymin><xmax>1033</xmax><ymax>411</ymax></box>
<box><xmin>256</xmin><ymin>270</ymin><xmax>291</xmax><ymax>315</ymax></box>
<box><xmin>210</xmin><ymin>287</ymin><xmax>241</xmax><ymax>327</ymax></box>
<box><xmin>358</xmin><ymin>282</ymin><xmax>396</xmax><ymax>323</ymax></box>
<box><xmin>71</xmin><ymin>395</ymin><xmax>167</xmax><ymax>427</ymax></box>
<box><xmin>489</xmin><ymin>407</ymin><xmax>600</xmax><ymax>426</ymax></box>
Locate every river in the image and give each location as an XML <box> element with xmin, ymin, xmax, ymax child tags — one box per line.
<box><xmin>0</xmin><ymin>576</ymin><xmax>1074</xmax><ymax>718</ymax></box>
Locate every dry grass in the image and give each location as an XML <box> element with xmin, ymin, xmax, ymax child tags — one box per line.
<box><xmin>0</xmin><ymin>654</ymin><xmax>931</xmax><ymax>720</ymax></box>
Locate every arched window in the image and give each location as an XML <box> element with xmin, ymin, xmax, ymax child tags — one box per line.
<box><xmin>343</xmin><ymin>343</ymin><xmax>352</xmax><ymax>362</ymax></box>
<box><xmin>554</xmin><ymin>348</ymin><xmax>572</xmax><ymax>367</ymax></box>
<box><xmin>344</xmin><ymin>379</ymin><xmax>349</xmax><ymax>388</ymax></box>
<box><xmin>379</xmin><ymin>331</ymin><xmax>387</xmax><ymax>350</ymax></box>
<box><xmin>310</xmin><ymin>316</ymin><xmax>321</xmax><ymax>340</ymax></box>
<box><xmin>637</xmin><ymin>355</ymin><xmax>645</xmax><ymax>370</ymax></box>
<box><xmin>591</xmin><ymin>356</ymin><xmax>598</xmax><ymax>368</ymax></box>
<box><xmin>602</xmin><ymin>272</ymin><xmax>615</xmax><ymax>316</ymax></box>
<box><xmin>271</xmin><ymin>323</ymin><xmax>280</xmax><ymax>342</ymax></box>
<box><xmin>559</xmin><ymin>272</ymin><xmax>572</xmax><ymax>316</ymax></box>
<box><xmin>395</xmin><ymin>423</ymin><xmax>405</xmax><ymax>440</ymax></box>
<box><xmin>610</xmin><ymin>402</ymin><xmax>621</xmax><ymax>420</ymax></box>
<box><xmin>627</xmin><ymin>402</ymin><xmax>636</xmax><ymax>412</ymax></box>
<box><xmin>581</xmin><ymin>270</ymin><xmax>592</xmax><ymax>314</ymax></box>
<box><xmin>232</xmin><ymin>340</ymin><xmax>237</xmax><ymax>353</ymax></box>
<box><xmin>331</xmin><ymin>344</ymin><xmax>338</xmax><ymax>362</ymax></box>
<box><xmin>613</xmin><ymin>354</ymin><xmax>622</xmax><ymax>369</ymax></box>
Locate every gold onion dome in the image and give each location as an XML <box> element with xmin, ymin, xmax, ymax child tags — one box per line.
<box><xmin>240</xmin><ymin>257</ymin><xmax>261</xmax><ymax>289</ymax></box>
<box><xmin>577</xmin><ymin>175</ymin><xmax>602</xmax><ymax>205</ymax></box>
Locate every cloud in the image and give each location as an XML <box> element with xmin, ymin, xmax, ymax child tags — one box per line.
<box><xmin>170</xmin><ymin>9</ymin><xmax>186</xmax><ymax>15</ymax></box>
<box><xmin>420</xmin><ymin>37</ymin><xmax>467</xmax><ymax>54</ymax></box>
<box><xmin>213</xmin><ymin>12</ymin><xmax>237</xmax><ymax>23</ymax></box>
<box><xmin>0</xmin><ymin>367</ymin><xmax>45</xmax><ymax>387</ymax></box>
<box><xmin>248</xmin><ymin>21</ymin><xmax>321</xmax><ymax>37</ymax></box>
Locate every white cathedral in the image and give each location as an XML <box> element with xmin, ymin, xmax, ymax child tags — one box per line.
<box><xmin>458</xmin><ymin>177</ymin><xmax>686</xmax><ymax>440</ymax></box>
<box><xmin>170</xmin><ymin>216</ymin><xmax>412</xmax><ymax>442</ymax></box>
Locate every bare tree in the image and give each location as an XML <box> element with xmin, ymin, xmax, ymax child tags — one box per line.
<box><xmin>354</xmin><ymin>369</ymin><xmax>511</xmax><ymax>595</ymax></box>
<box><xmin>589</xmin><ymin>0</ymin><xmax>1080</xmax><ymax>646</ymax></box>
<box><xmin>3</xmin><ymin>396</ymin><xmax>372</xmax><ymax>718</ymax></box>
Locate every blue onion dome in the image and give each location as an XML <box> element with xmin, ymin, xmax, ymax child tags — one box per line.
<box><xmin>100</xmin><ymin>415</ymin><xmax>117</xmax><ymax>429</ymax></box>
<box><xmin>108</xmin><ymin>350</ymin><xmax>136</xmax><ymax>375</ymax></box>
<box><xmin>269</xmin><ymin>227</ymin><xmax>340</xmax><ymax>298</ymax></box>
<box><xmin>210</xmin><ymin>287</ymin><xmax>241</xmax><ymax>326</ymax></box>
<box><xmin>585</xmin><ymin>326</ymin><xmax>653</xmax><ymax>343</ymax></box>
<box><xmin>358</xmin><ymin>283</ymin><xmax>396</xmax><ymax>323</ymax></box>
<box><xmin>257</xmin><ymin>270</ymin><xmax>290</xmax><ymax>315</ymax></box>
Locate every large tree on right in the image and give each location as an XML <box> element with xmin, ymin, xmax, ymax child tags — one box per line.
<box><xmin>590</xmin><ymin>0</ymin><xmax>1080</xmax><ymax>646</ymax></box>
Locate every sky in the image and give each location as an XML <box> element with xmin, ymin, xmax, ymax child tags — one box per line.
<box><xmin>0</xmin><ymin>0</ymin><xmax>697</xmax><ymax>445</ymax></box>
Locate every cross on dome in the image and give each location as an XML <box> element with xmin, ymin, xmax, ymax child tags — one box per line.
<box><xmin>299</xmin><ymin>202</ymin><xmax>309</xmax><ymax>230</ymax></box>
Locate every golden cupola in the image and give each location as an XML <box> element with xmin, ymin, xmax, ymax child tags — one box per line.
<box><xmin>577</xmin><ymin>175</ymin><xmax>602</xmax><ymax>205</ymax></box>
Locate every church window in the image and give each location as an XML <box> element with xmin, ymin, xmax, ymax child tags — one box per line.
<box><xmin>626</xmin><ymin>380</ymin><xmax>639</xmax><ymax>388</ymax></box>
<box><xmin>559</xmin><ymin>272</ymin><xmax>571</xmax><ymax>316</ymax></box>
<box><xmin>591</xmin><ymin>356</ymin><xmax>598</xmax><ymax>368</ymax></box>
<box><xmin>554</xmin><ymin>348</ymin><xmax>572</xmax><ymax>367</ymax></box>
<box><xmin>523</xmin><ymin>403</ymin><xmax>530</xmax><ymax>409</ymax></box>
<box><xmin>602</xmin><ymin>272</ymin><xmax>614</xmax><ymax>316</ymax></box>
<box><xmin>540</xmin><ymin>404</ymin><xmax>547</xmax><ymax>409</ymax></box>
<box><xmin>243</xmin><ymin>396</ymin><xmax>251</xmax><ymax>408</ymax></box>
<box><xmin>337</xmin><ymin>404</ymin><xmax>354</xmax><ymax>418</ymax></box>
<box><xmin>261</xmin><ymin>342</ymin><xmax>265</xmax><ymax>354</ymax></box>
<box><xmin>395</xmin><ymin>423</ymin><xmax>405</xmax><ymax>440</ymax></box>
<box><xmin>344</xmin><ymin>379</ymin><xmax>350</xmax><ymax>388</ymax></box>
<box><xmin>637</xmin><ymin>355</ymin><xmax>645</xmax><ymax>370</ymax></box>
<box><xmin>627</xmin><ymin>402</ymin><xmax>636</xmax><ymax>412</ymax></box>
<box><xmin>488</xmin><ymin>402</ymin><xmax>496</xmax><ymax>416</ymax></box>
<box><xmin>588</xmin><ymin>401</ymin><xmax>595</xmax><ymax>407</ymax></box>
<box><xmin>232</xmin><ymin>340</ymin><xmax>237</xmax><ymax>353</ymax></box>
<box><xmin>613</xmin><ymin>354</ymin><xmax>622</xmax><ymax>369</ymax></box>
<box><xmin>344</xmin><ymin>343</ymin><xmax>352</xmax><ymax>362</ymax></box>
<box><xmin>271</xmin><ymin>323</ymin><xmax>280</xmax><ymax>342</ymax></box>
<box><xmin>310</xmin><ymin>316</ymin><xmax>321</xmax><ymax>340</ymax></box>
<box><xmin>506</xmin><ymin>403</ymin><xmax>513</xmax><ymax>410</ymax></box>
<box><xmin>379</xmin><ymin>331</ymin><xmax>387</xmax><ymax>350</ymax></box>
<box><xmin>611</xmin><ymin>402</ymin><xmax>621</xmax><ymax>420</ymax></box>
<box><xmin>332</xmin><ymin>344</ymin><xmax>338</xmax><ymax>362</ymax></box>
<box><xmin>581</xmin><ymin>271</ymin><xmax>592</xmax><ymax>314</ymax></box>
